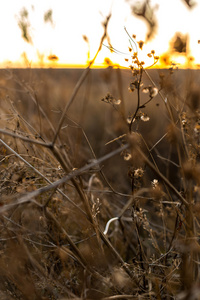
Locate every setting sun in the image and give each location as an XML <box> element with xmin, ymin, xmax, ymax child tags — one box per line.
<box><xmin>1</xmin><ymin>0</ymin><xmax>200</xmax><ymax>68</ymax></box>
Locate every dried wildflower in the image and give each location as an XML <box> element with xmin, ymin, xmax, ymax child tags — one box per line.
<box><xmin>92</xmin><ymin>197</ymin><xmax>101</xmax><ymax>218</ymax></box>
<box><xmin>128</xmin><ymin>84</ymin><xmax>135</xmax><ymax>92</ymax></box>
<box><xmin>48</xmin><ymin>54</ymin><xmax>59</xmax><ymax>61</ymax></box>
<box><xmin>133</xmin><ymin>52</ymin><xmax>138</xmax><ymax>57</ymax></box>
<box><xmin>147</xmin><ymin>53</ymin><xmax>152</xmax><ymax>58</ymax></box>
<box><xmin>151</xmin><ymin>179</ymin><xmax>158</xmax><ymax>189</ymax></box>
<box><xmin>131</xmin><ymin>79</ymin><xmax>140</xmax><ymax>90</ymax></box>
<box><xmin>132</xmin><ymin>207</ymin><xmax>148</xmax><ymax>224</ymax></box>
<box><xmin>128</xmin><ymin>167</ymin><xmax>144</xmax><ymax>190</ymax></box>
<box><xmin>172</xmin><ymin>33</ymin><xmax>187</xmax><ymax>53</ymax></box>
<box><xmin>151</xmin><ymin>181</ymin><xmax>163</xmax><ymax>200</ymax></box>
<box><xmin>132</xmin><ymin>69</ymin><xmax>139</xmax><ymax>76</ymax></box>
<box><xmin>122</xmin><ymin>150</ymin><xmax>132</xmax><ymax>161</ymax></box>
<box><xmin>127</xmin><ymin>116</ymin><xmax>134</xmax><ymax>124</ymax></box>
<box><xmin>132</xmin><ymin>34</ymin><xmax>136</xmax><ymax>39</ymax></box>
<box><xmin>104</xmin><ymin>57</ymin><xmax>113</xmax><ymax>66</ymax></box>
<box><xmin>150</xmin><ymin>87</ymin><xmax>158</xmax><ymax>97</ymax></box>
<box><xmin>181</xmin><ymin>114</ymin><xmax>188</xmax><ymax>129</ymax></box>
<box><xmin>137</xmin><ymin>40</ymin><xmax>144</xmax><ymax>50</ymax></box>
<box><xmin>128</xmin><ymin>112</ymin><xmax>143</xmax><ymax>123</ymax></box>
<box><xmin>142</xmin><ymin>87</ymin><xmax>149</xmax><ymax>94</ymax></box>
<box><xmin>141</xmin><ymin>114</ymin><xmax>150</xmax><ymax>122</ymax></box>
<box><xmin>125</xmin><ymin>58</ymin><xmax>129</xmax><ymax>62</ymax></box>
<box><xmin>128</xmin><ymin>79</ymin><xmax>141</xmax><ymax>92</ymax></box>
<box><xmin>113</xmin><ymin>99</ymin><xmax>121</xmax><ymax>105</ymax></box>
<box><xmin>82</xmin><ymin>35</ymin><xmax>89</xmax><ymax>43</ymax></box>
<box><xmin>101</xmin><ymin>92</ymin><xmax>114</xmax><ymax>103</ymax></box>
<box><xmin>142</xmin><ymin>86</ymin><xmax>158</xmax><ymax>97</ymax></box>
<box><xmin>101</xmin><ymin>93</ymin><xmax>120</xmax><ymax>106</ymax></box>
<box><xmin>151</xmin><ymin>50</ymin><xmax>155</xmax><ymax>54</ymax></box>
<box><xmin>134</xmin><ymin>168</ymin><xmax>144</xmax><ymax>178</ymax></box>
<box><xmin>182</xmin><ymin>119</ymin><xmax>187</xmax><ymax>128</ymax></box>
<box><xmin>128</xmin><ymin>47</ymin><xmax>132</xmax><ymax>52</ymax></box>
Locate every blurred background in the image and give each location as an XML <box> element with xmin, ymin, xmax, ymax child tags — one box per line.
<box><xmin>1</xmin><ymin>0</ymin><xmax>199</xmax><ymax>68</ymax></box>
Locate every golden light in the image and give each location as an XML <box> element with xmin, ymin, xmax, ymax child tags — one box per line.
<box><xmin>0</xmin><ymin>0</ymin><xmax>200</xmax><ymax>68</ymax></box>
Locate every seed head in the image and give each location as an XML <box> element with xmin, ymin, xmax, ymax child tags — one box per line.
<box><xmin>137</xmin><ymin>40</ymin><xmax>144</xmax><ymax>50</ymax></box>
<box><xmin>142</xmin><ymin>86</ymin><xmax>158</xmax><ymax>97</ymax></box>
<box><xmin>141</xmin><ymin>114</ymin><xmax>150</xmax><ymax>122</ymax></box>
<box><xmin>151</xmin><ymin>179</ymin><xmax>159</xmax><ymax>189</ymax></box>
<box><xmin>134</xmin><ymin>168</ymin><xmax>144</xmax><ymax>178</ymax></box>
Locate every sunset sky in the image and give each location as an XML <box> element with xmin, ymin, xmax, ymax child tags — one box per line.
<box><xmin>1</xmin><ymin>0</ymin><xmax>200</xmax><ymax>68</ymax></box>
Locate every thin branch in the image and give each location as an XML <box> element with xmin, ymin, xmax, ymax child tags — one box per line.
<box><xmin>52</xmin><ymin>14</ymin><xmax>111</xmax><ymax>145</ymax></box>
<box><xmin>129</xmin><ymin>68</ymin><xmax>143</xmax><ymax>133</ymax></box>
<box><xmin>0</xmin><ymin>138</ymin><xmax>86</xmax><ymax>214</ymax></box>
<box><xmin>0</xmin><ymin>144</ymin><xmax>128</xmax><ymax>213</ymax></box>
<box><xmin>0</xmin><ymin>129</ymin><xmax>51</xmax><ymax>147</ymax></box>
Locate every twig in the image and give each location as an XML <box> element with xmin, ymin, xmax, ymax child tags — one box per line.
<box><xmin>105</xmin><ymin>133</ymin><xmax>127</xmax><ymax>145</ymax></box>
<box><xmin>0</xmin><ymin>144</ymin><xmax>128</xmax><ymax>213</ymax></box>
<box><xmin>0</xmin><ymin>129</ymin><xmax>51</xmax><ymax>147</ymax></box>
<box><xmin>135</xmin><ymin>145</ymin><xmax>189</xmax><ymax>208</ymax></box>
<box><xmin>129</xmin><ymin>68</ymin><xmax>143</xmax><ymax>133</ymax></box>
<box><xmin>0</xmin><ymin>138</ymin><xmax>85</xmax><ymax>215</ymax></box>
<box><xmin>52</xmin><ymin>14</ymin><xmax>111</xmax><ymax>145</ymax></box>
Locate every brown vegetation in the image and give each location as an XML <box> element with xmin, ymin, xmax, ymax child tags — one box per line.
<box><xmin>0</xmin><ymin>27</ymin><xmax>200</xmax><ymax>300</ymax></box>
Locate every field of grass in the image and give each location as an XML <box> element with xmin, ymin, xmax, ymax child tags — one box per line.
<box><xmin>0</xmin><ymin>63</ymin><xmax>200</xmax><ymax>300</ymax></box>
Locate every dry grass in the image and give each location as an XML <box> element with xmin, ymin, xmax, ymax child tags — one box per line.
<box><xmin>0</xmin><ymin>25</ymin><xmax>200</xmax><ymax>300</ymax></box>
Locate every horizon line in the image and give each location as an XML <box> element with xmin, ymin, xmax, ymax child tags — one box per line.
<box><xmin>0</xmin><ymin>61</ymin><xmax>199</xmax><ymax>70</ymax></box>
<box><xmin>0</xmin><ymin>65</ymin><xmax>199</xmax><ymax>70</ymax></box>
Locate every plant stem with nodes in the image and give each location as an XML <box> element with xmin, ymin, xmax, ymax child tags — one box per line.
<box><xmin>129</xmin><ymin>68</ymin><xmax>143</xmax><ymax>133</ymax></box>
